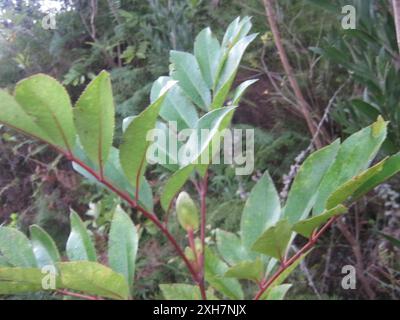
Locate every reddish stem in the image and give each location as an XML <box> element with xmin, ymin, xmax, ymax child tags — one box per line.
<box><xmin>253</xmin><ymin>216</ymin><xmax>339</xmax><ymax>300</ymax></box>
<box><xmin>197</xmin><ymin>171</ymin><xmax>209</xmax><ymax>300</ymax></box>
<box><xmin>56</xmin><ymin>289</ymin><xmax>103</xmax><ymax>300</ymax></box>
<box><xmin>67</xmin><ymin>153</ymin><xmax>201</xmax><ymax>287</ymax></box>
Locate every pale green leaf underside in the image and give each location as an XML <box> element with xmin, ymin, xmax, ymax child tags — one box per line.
<box><xmin>151</xmin><ymin>76</ymin><xmax>198</xmax><ymax>130</ymax></box>
<box><xmin>66</xmin><ymin>211</ymin><xmax>97</xmax><ymax>262</ymax></box>
<box><xmin>30</xmin><ymin>225</ymin><xmax>61</xmax><ymax>268</ymax></box>
<box><xmin>170</xmin><ymin>50</ymin><xmax>211</xmax><ymax>110</ymax></box>
<box><xmin>108</xmin><ymin>206</ymin><xmax>138</xmax><ymax>295</ymax></box>
<box><xmin>194</xmin><ymin>27</ymin><xmax>221</xmax><ymax>89</ymax></box>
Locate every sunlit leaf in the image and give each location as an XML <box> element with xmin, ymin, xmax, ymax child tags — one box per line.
<box><xmin>57</xmin><ymin>261</ymin><xmax>129</xmax><ymax>300</ymax></box>
<box><xmin>14</xmin><ymin>74</ymin><xmax>76</xmax><ymax>152</ymax></box>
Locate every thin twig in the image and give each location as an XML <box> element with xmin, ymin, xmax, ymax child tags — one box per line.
<box><xmin>254</xmin><ymin>216</ymin><xmax>338</xmax><ymax>300</ymax></box>
<box><xmin>197</xmin><ymin>171</ymin><xmax>209</xmax><ymax>300</ymax></box>
<box><xmin>292</xmin><ymin>244</ymin><xmax>322</xmax><ymax>299</ymax></box>
<box><xmin>56</xmin><ymin>289</ymin><xmax>103</xmax><ymax>300</ymax></box>
<box><xmin>262</xmin><ymin>0</ymin><xmax>324</xmax><ymax>148</ymax></box>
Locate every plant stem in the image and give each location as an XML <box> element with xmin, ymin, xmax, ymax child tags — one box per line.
<box><xmin>67</xmin><ymin>153</ymin><xmax>202</xmax><ymax>290</ymax></box>
<box><xmin>198</xmin><ymin>171</ymin><xmax>209</xmax><ymax>300</ymax></box>
<box><xmin>253</xmin><ymin>216</ymin><xmax>339</xmax><ymax>300</ymax></box>
<box><xmin>56</xmin><ymin>289</ymin><xmax>103</xmax><ymax>300</ymax></box>
<box><xmin>262</xmin><ymin>0</ymin><xmax>324</xmax><ymax>148</ymax></box>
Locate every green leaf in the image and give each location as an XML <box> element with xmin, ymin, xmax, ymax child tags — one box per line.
<box><xmin>240</xmin><ymin>172</ymin><xmax>281</xmax><ymax>252</ymax></box>
<box><xmin>261</xmin><ymin>284</ymin><xmax>292</xmax><ymax>300</ymax></box>
<box><xmin>170</xmin><ymin>50</ymin><xmax>211</xmax><ymax>110</ymax></box>
<box><xmin>251</xmin><ymin>220</ymin><xmax>292</xmax><ymax>260</ymax></box>
<box><xmin>57</xmin><ymin>261</ymin><xmax>129</xmax><ymax>300</ymax></box>
<box><xmin>194</xmin><ymin>27</ymin><xmax>221</xmax><ymax>89</ymax></box>
<box><xmin>0</xmin><ymin>90</ymin><xmax>50</xmax><ymax>144</ymax></box>
<box><xmin>14</xmin><ymin>74</ymin><xmax>76</xmax><ymax>152</ymax></box>
<box><xmin>0</xmin><ymin>227</ymin><xmax>37</xmax><ymax>267</ymax></box>
<box><xmin>108</xmin><ymin>206</ymin><xmax>138</xmax><ymax>295</ymax></box>
<box><xmin>215</xmin><ymin>229</ymin><xmax>249</xmax><ymax>266</ymax></box>
<box><xmin>30</xmin><ymin>225</ymin><xmax>61</xmax><ymax>267</ymax></box>
<box><xmin>326</xmin><ymin>160</ymin><xmax>386</xmax><ymax>209</ymax></box>
<box><xmin>204</xmin><ymin>249</ymin><xmax>244</xmax><ymax>299</ymax></box>
<box><xmin>160</xmin><ymin>165</ymin><xmax>195</xmax><ymax>211</ymax></box>
<box><xmin>212</xmin><ymin>33</ymin><xmax>257</xmax><ymax>109</ymax></box>
<box><xmin>0</xmin><ymin>267</ymin><xmax>45</xmax><ymax>294</ymax></box>
<box><xmin>283</xmin><ymin>140</ymin><xmax>340</xmax><ymax>224</ymax></box>
<box><xmin>72</xmin><ymin>145</ymin><xmax>154</xmax><ymax>211</ymax></box>
<box><xmin>74</xmin><ymin>71</ymin><xmax>115</xmax><ymax>173</ymax></box>
<box><xmin>151</xmin><ymin>76</ymin><xmax>198</xmax><ymax>130</ymax></box>
<box><xmin>180</xmin><ymin>107</ymin><xmax>236</xmax><ymax>166</ymax></box>
<box><xmin>293</xmin><ymin>205</ymin><xmax>348</xmax><ymax>238</ymax></box>
<box><xmin>120</xmin><ymin>82</ymin><xmax>174</xmax><ymax>189</ymax></box>
<box><xmin>66</xmin><ymin>210</ymin><xmax>97</xmax><ymax>262</ymax></box>
<box><xmin>221</xmin><ymin>16</ymin><xmax>252</xmax><ymax>50</ymax></box>
<box><xmin>160</xmin><ymin>284</ymin><xmax>218</xmax><ymax>300</ymax></box>
<box><xmin>151</xmin><ymin>121</ymin><xmax>181</xmax><ymax>171</ymax></box>
<box><xmin>353</xmin><ymin>152</ymin><xmax>400</xmax><ymax>199</ymax></box>
<box><xmin>313</xmin><ymin>117</ymin><xmax>387</xmax><ymax>215</ymax></box>
<box><xmin>231</xmin><ymin>79</ymin><xmax>258</xmax><ymax>105</ymax></box>
<box><xmin>224</xmin><ymin>258</ymin><xmax>264</xmax><ymax>282</ymax></box>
